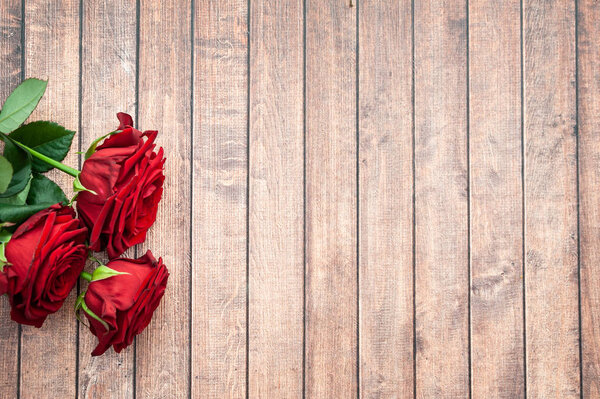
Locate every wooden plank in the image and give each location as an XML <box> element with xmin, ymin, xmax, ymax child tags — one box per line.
<box><xmin>248</xmin><ymin>0</ymin><xmax>303</xmax><ymax>397</ymax></box>
<box><xmin>357</xmin><ymin>0</ymin><xmax>413</xmax><ymax>397</ymax></box>
<box><xmin>578</xmin><ymin>0</ymin><xmax>600</xmax><ymax>396</ymax></box>
<box><xmin>0</xmin><ymin>1</ymin><xmax>22</xmax><ymax>396</ymax></box>
<box><xmin>523</xmin><ymin>0</ymin><xmax>579</xmax><ymax>396</ymax></box>
<box><xmin>413</xmin><ymin>0</ymin><xmax>469</xmax><ymax>396</ymax></box>
<box><xmin>136</xmin><ymin>0</ymin><xmax>191</xmax><ymax>396</ymax></box>
<box><xmin>191</xmin><ymin>1</ymin><xmax>247</xmax><ymax>397</ymax></box>
<box><xmin>77</xmin><ymin>0</ymin><xmax>136</xmax><ymax>397</ymax></box>
<box><xmin>469</xmin><ymin>0</ymin><xmax>524</xmax><ymax>396</ymax></box>
<box><xmin>305</xmin><ymin>1</ymin><xmax>357</xmax><ymax>397</ymax></box>
<box><xmin>20</xmin><ymin>0</ymin><xmax>80</xmax><ymax>397</ymax></box>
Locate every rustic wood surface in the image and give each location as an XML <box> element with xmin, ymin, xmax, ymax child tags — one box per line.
<box><xmin>469</xmin><ymin>0</ymin><xmax>524</xmax><ymax>397</ymax></box>
<box><xmin>0</xmin><ymin>0</ymin><xmax>598</xmax><ymax>398</ymax></box>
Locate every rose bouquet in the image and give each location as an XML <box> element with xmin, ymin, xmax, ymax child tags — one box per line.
<box><xmin>0</xmin><ymin>79</ymin><xmax>168</xmax><ymax>356</ymax></box>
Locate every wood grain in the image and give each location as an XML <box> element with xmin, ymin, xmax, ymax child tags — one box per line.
<box><xmin>358</xmin><ymin>0</ymin><xmax>413</xmax><ymax>397</ymax></box>
<box><xmin>0</xmin><ymin>1</ymin><xmax>21</xmax><ymax>396</ymax></box>
<box><xmin>20</xmin><ymin>0</ymin><xmax>80</xmax><ymax>397</ymax></box>
<box><xmin>414</xmin><ymin>0</ymin><xmax>469</xmax><ymax>396</ymax></box>
<box><xmin>469</xmin><ymin>0</ymin><xmax>524</xmax><ymax>397</ymax></box>
<box><xmin>578</xmin><ymin>0</ymin><xmax>600</xmax><ymax>396</ymax></box>
<box><xmin>191</xmin><ymin>1</ymin><xmax>247</xmax><ymax>398</ymax></box>
<box><xmin>523</xmin><ymin>0</ymin><xmax>579</xmax><ymax>396</ymax></box>
<box><xmin>77</xmin><ymin>0</ymin><xmax>136</xmax><ymax>397</ymax></box>
<box><xmin>305</xmin><ymin>1</ymin><xmax>357</xmax><ymax>397</ymax></box>
<box><xmin>136</xmin><ymin>0</ymin><xmax>191</xmax><ymax>397</ymax></box>
<box><xmin>249</xmin><ymin>0</ymin><xmax>304</xmax><ymax>397</ymax></box>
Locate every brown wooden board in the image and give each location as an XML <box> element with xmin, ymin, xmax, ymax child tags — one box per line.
<box><xmin>578</xmin><ymin>0</ymin><xmax>599</xmax><ymax>396</ymax></box>
<box><xmin>414</xmin><ymin>0</ymin><xmax>470</xmax><ymax>396</ymax></box>
<box><xmin>358</xmin><ymin>0</ymin><xmax>414</xmax><ymax>397</ymax></box>
<box><xmin>135</xmin><ymin>0</ymin><xmax>192</xmax><ymax>397</ymax></box>
<box><xmin>523</xmin><ymin>0</ymin><xmax>579</xmax><ymax>396</ymax></box>
<box><xmin>249</xmin><ymin>0</ymin><xmax>304</xmax><ymax>397</ymax></box>
<box><xmin>305</xmin><ymin>1</ymin><xmax>357</xmax><ymax>397</ymax></box>
<box><xmin>469</xmin><ymin>0</ymin><xmax>525</xmax><ymax>396</ymax></box>
<box><xmin>190</xmin><ymin>1</ymin><xmax>248</xmax><ymax>398</ymax></box>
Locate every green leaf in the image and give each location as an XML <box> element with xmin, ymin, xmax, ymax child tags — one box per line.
<box><xmin>84</xmin><ymin>131</ymin><xmax>116</xmax><ymax>160</ymax></box>
<box><xmin>0</xmin><ymin>203</ymin><xmax>52</xmax><ymax>224</ymax></box>
<box><xmin>0</xmin><ymin>140</ymin><xmax>31</xmax><ymax>198</ymax></box>
<box><xmin>0</xmin><ymin>178</ymin><xmax>31</xmax><ymax>205</ymax></box>
<box><xmin>90</xmin><ymin>265</ymin><xmax>129</xmax><ymax>282</ymax></box>
<box><xmin>0</xmin><ymin>79</ymin><xmax>47</xmax><ymax>133</ymax></box>
<box><xmin>0</xmin><ymin>174</ymin><xmax>65</xmax><ymax>225</ymax></box>
<box><xmin>0</xmin><ymin>155</ymin><xmax>13</xmax><ymax>193</ymax></box>
<box><xmin>27</xmin><ymin>173</ymin><xmax>67</xmax><ymax>205</ymax></box>
<box><xmin>6</xmin><ymin>121</ymin><xmax>75</xmax><ymax>173</ymax></box>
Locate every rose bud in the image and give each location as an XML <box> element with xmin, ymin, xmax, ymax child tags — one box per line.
<box><xmin>79</xmin><ymin>250</ymin><xmax>168</xmax><ymax>356</ymax></box>
<box><xmin>0</xmin><ymin>204</ymin><xmax>88</xmax><ymax>327</ymax></box>
<box><xmin>76</xmin><ymin>113</ymin><xmax>165</xmax><ymax>259</ymax></box>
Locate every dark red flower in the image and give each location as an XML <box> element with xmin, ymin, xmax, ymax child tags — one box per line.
<box><xmin>76</xmin><ymin>113</ymin><xmax>165</xmax><ymax>259</ymax></box>
<box><xmin>0</xmin><ymin>204</ymin><xmax>87</xmax><ymax>327</ymax></box>
<box><xmin>83</xmin><ymin>250</ymin><xmax>168</xmax><ymax>356</ymax></box>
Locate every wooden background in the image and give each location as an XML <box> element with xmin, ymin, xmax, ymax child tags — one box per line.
<box><xmin>0</xmin><ymin>0</ymin><xmax>598</xmax><ymax>397</ymax></box>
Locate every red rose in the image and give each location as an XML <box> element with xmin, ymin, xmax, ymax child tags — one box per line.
<box><xmin>76</xmin><ymin>113</ymin><xmax>165</xmax><ymax>259</ymax></box>
<box><xmin>83</xmin><ymin>250</ymin><xmax>168</xmax><ymax>356</ymax></box>
<box><xmin>0</xmin><ymin>204</ymin><xmax>88</xmax><ymax>327</ymax></box>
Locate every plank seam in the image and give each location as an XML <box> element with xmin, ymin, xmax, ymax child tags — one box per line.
<box><xmin>75</xmin><ymin>0</ymin><xmax>83</xmax><ymax>395</ymax></box>
<box><xmin>188</xmin><ymin>0</ymin><xmax>195</xmax><ymax>398</ymax></box>
<box><xmin>302</xmin><ymin>0</ymin><xmax>307</xmax><ymax>397</ymax></box>
<box><xmin>245</xmin><ymin>0</ymin><xmax>251</xmax><ymax>397</ymax></box>
<box><xmin>355</xmin><ymin>0</ymin><xmax>360</xmax><ymax>397</ymax></box>
<box><xmin>575</xmin><ymin>0</ymin><xmax>583</xmax><ymax>396</ymax></box>
<box><xmin>520</xmin><ymin>0</ymin><xmax>527</xmax><ymax>395</ymax></box>
<box><xmin>17</xmin><ymin>0</ymin><xmax>25</xmax><ymax>396</ymax></box>
<box><xmin>133</xmin><ymin>0</ymin><xmax>140</xmax><ymax>397</ymax></box>
<box><xmin>465</xmin><ymin>0</ymin><xmax>472</xmax><ymax>397</ymax></box>
<box><xmin>411</xmin><ymin>0</ymin><xmax>416</xmax><ymax>396</ymax></box>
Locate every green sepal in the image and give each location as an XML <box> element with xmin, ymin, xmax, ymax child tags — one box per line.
<box><xmin>81</xmin><ymin>299</ymin><xmax>109</xmax><ymax>332</ymax></box>
<box><xmin>74</xmin><ymin>291</ymin><xmax>109</xmax><ymax>332</ymax></box>
<box><xmin>74</xmin><ymin>292</ymin><xmax>88</xmax><ymax>327</ymax></box>
<box><xmin>0</xmin><ymin>228</ymin><xmax>12</xmax><ymax>271</ymax></box>
<box><xmin>90</xmin><ymin>265</ymin><xmax>129</xmax><ymax>282</ymax></box>
<box><xmin>84</xmin><ymin>131</ymin><xmax>116</xmax><ymax>160</ymax></box>
<box><xmin>73</xmin><ymin>175</ymin><xmax>97</xmax><ymax>196</ymax></box>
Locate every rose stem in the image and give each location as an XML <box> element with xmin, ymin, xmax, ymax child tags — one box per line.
<box><xmin>80</xmin><ymin>271</ymin><xmax>92</xmax><ymax>282</ymax></box>
<box><xmin>14</xmin><ymin>141</ymin><xmax>80</xmax><ymax>177</ymax></box>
